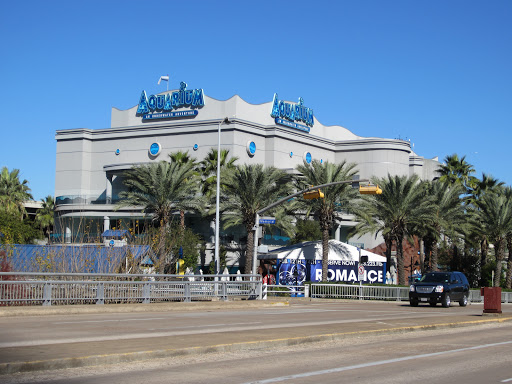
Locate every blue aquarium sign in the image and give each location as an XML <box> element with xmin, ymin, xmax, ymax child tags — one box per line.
<box><xmin>137</xmin><ymin>81</ymin><xmax>205</xmax><ymax>120</ymax></box>
<box><xmin>270</xmin><ymin>94</ymin><xmax>314</xmax><ymax>131</ymax></box>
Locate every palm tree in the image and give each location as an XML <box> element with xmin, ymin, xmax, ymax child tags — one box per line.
<box><xmin>117</xmin><ymin>161</ymin><xmax>203</xmax><ymax>271</ymax></box>
<box><xmin>199</xmin><ymin>148</ymin><xmax>238</xmax><ymax>200</ymax></box>
<box><xmin>0</xmin><ymin>167</ymin><xmax>33</xmax><ymax>219</ymax></box>
<box><xmin>295</xmin><ymin>160</ymin><xmax>358</xmax><ymax>282</ymax></box>
<box><xmin>222</xmin><ymin>164</ymin><xmax>293</xmax><ymax>274</ymax></box>
<box><xmin>465</xmin><ymin>173</ymin><xmax>504</xmax><ymax>284</ymax></box>
<box><xmin>354</xmin><ymin>174</ymin><xmax>434</xmax><ymax>285</ymax></box>
<box><xmin>169</xmin><ymin>150</ymin><xmax>196</xmax><ymax>166</ymax></box>
<box><xmin>35</xmin><ymin>195</ymin><xmax>55</xmax><ymax>243</ymax></box>
<box><xmin>168</xmin><ymin>150</ymin><xmax>198</xmax><ymax>229</ymax></box>
<box><xmin>423</xmin><ymin>181</ymin><xmax>466</xmax><ymax>271</ymax></box>
<box><xmin>438</xmin><ymin>154</ymin><xmax>475</xmax><ymax>191</ymax></box>
<box><xmin>478</xmin><ymin>191</ymin><xmax>512</xmax><ymax>288</ymax></box>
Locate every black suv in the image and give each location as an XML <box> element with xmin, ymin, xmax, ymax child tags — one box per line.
<box><xmin>409</xmin><ymin>271</ymin><xmax>470</xmax><ymax>307</ymax></box>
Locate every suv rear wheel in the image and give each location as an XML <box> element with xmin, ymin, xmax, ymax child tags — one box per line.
<box><xmin>410</xmin><ymin>299</ymin><xmax>419</xmax><ymax>307</ymax></box>
<box><xmin>442</xmin><ymin>294</ymin><xmax>451</xmax><ymax>308</ymax></box>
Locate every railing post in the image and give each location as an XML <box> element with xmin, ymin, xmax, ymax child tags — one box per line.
<box><xmin>304</xmin><ymin>284</ymin><xmax>309</xmax><ymax>298</ymax></box>
<box><xmin>221</xmin><ymin>281</ymin><xmax>228</xmax><ymax>301</ymax></box>
<box><xmin>143</xmin><ymin>282</ymin><xmax>151</xmax><ymax>304</ymax></box>
<box><xmin>256</xmin><ymin>280</ymin><xmax>262</xmax><ymax>300</ymax></box>
<box><xmin>96</xmin><ymin>282</ymin><xmax>104</xmax><ymax>305</ymax></box>
<box><xmin>262</xmin><ymin>283</ymin><xmax>267</xmax><ymax>300</ymax></box>
<box><xmin>184</xmin><ymin>281</ymin><xmax>191</xmax><ymax>302</ymax></box>
<box><xmin>396</xmin><ymin>287</ymin><xmax>401</xmax><ymax>301</ymax></box>
<box><xmin>43</xmin><ymin>283</ymin><xmax>52</xmax><ymax>306</ymax></box>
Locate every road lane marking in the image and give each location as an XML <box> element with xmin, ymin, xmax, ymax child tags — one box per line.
<box><xmin>242</xmin><ymin>340</ymin><xmax>512</xmax><ymax>384</ymax></box>
<box><xmin>502</xmin><ymin>378</ymin><xmax>512</xmax><ymax>383</ymax></box>
<box><xmin>54</xmin><ymin>317</ymin><xmax>168</xmax><ymax>324</ymax></box>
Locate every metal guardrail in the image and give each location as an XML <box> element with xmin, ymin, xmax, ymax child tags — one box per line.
<box><xmin>0</xmin><ymin>272</ymin><xmax>262</xmax><ymax>306</ymax></box>
<box><xmin>310</xmin><ymin>284</ymin><xmax>409</xmax><ymax>301</ymax></box>
<box><xmin>310</xmin><ymin>284</ymin><xmax>512</xmax><ymax>303</ymax></box>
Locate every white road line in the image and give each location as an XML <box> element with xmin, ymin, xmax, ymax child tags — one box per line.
<box><xmin>54</xmin><ymin>317</ymin><xmax>168</xmax><ymax>324</ymax></box>
<box><xmin>242</xmin><ymin>340</ymin><xmax>512</xmax><ymax>384</ymax></box>
<box><xmin>502</xmin><ymin>378</ymin><xmax>512</xmax><ymax>383</ymax></box>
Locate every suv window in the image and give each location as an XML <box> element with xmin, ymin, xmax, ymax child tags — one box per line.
<box><xmin>419</xmin><ymin>273</ymin><xmax>450</xmax><ymax>283</ymax></box>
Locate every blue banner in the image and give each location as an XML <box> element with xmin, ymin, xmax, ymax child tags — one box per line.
<box><xmin>277</xmin><ymin>259</ymin><xmax>386</xmax><ymax>285</ymax></box>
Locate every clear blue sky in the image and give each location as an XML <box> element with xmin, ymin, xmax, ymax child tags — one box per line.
<box><xmin>1</xmin><ymin>0</ymin><xmax>511</xmax><ymax>200</ymax></box>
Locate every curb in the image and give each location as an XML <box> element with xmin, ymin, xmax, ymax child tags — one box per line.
<box><xmin>2</xmin><ymin>315</ymin><xmax>511</xmax><ymax>375</ymax></box>
<box><xmin>0</xmin><ymin>300</ymin><xmax>290</xmax><ymax>317</ymax></box>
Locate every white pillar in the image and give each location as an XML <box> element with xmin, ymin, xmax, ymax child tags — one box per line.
<box><xmin>106</xmin><ymin>174</ymin><xmax>113</xmax><ymax>204</ymax></box>
<box><xmin>334</xmin><ymin>225</ymin><xmax>341</xmax><ymax>241</ymax></box>
<box><xmin>104</xmin><ymin>216</ymin><xmax>110</xmax><ymax>232</ymax></box>
<box><xmin>65</xmin><ymin>227</ymin><xmax>71</xmax><ymax>244</ymax></box>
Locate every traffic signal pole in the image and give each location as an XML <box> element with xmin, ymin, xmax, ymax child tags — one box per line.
<box><xmin>251</xmin><ymin>179</ymin><xmax>370</xmax><ymax>275</ymax></box>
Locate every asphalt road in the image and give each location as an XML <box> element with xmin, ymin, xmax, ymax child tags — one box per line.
<box><xmin>1</xmin><ymin>299</ymin><xmax>511</xmax><ymax>383</ymax></box>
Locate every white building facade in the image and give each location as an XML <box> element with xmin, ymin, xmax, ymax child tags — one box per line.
<box><xmin>55</xmin><ymin>82</ymin><xmax>439</xmax><ymax>257</ymax></box>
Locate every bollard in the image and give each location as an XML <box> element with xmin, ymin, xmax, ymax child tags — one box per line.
<box><xmin>262</xmin><ymin>283</ymin><xmax>267</xmax><ymax>300</ymax></box>
<box><xmin>481</xmin><ymin>287</ymin><xmax>502</xmax><ymax>314</ymax></box>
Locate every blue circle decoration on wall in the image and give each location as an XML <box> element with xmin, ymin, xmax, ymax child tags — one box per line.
<box><xmin>115</xmin><ymin>149</ymin><xmax>120</xmax><ymax>156</ymax></box>
<box><xmin>320</xmin><ymin>159</ymin><xmax>323</xmax><ymax>164</ymax></box>
<box><xmin>290</xmin><ymin>151</ymin><xmax>293</xmax><ymax>158</ymax></box>
<box><xmin>149</xmin><ymin>142</ymin><xmax>161</xmax><ymax>157</ymax></box>
<box><xmin>193</xmin><ymin>144</ymin><xmax>199</xmax><ymax>151</ymax></box>
<box><xmin>246</xmin><ymin>141</ymin><xmax>256</xmax><ymax>157</ymax></box>
<box><xmin>304</xmin><ymin>152</ymin><xmax>312</xmax><ymax>164</ymax></box>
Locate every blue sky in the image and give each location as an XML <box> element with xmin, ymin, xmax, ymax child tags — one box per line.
<box><xmin>1</xmin><ymin>0</ymin><xmax>511</xmax><ymax>200</ymax></box>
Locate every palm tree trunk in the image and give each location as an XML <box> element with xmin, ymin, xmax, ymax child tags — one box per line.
<box><xmin>494</xmin><ymin>240</ymin><xmax>504</xmax><ymax>288</ymax></box>
<box><xmin>157</xmin><ymin>222</ymin><xmax>167</xmax><ymax>273</ymax></box>
<box><xmin>396</xmin><ymin>237</ymin><xmax>405</xmax><ymax>286</ymax></box>
<box><xmin>431</xmin><ymin>242</ymin><xmax>439</xmax><ymax>272</ymax></box>
<box><xmin>245</xmin><ymin>227</ymin><xmax>255</xmax><ymax>275</ymax></box>
<box><xmin>321</xmin><ymin>228</ymin><xmax>329</xmax><ymax>282</ymax></box>
<box><xmin>506</xmin><ymin>237</ymin><xmax>512</xmax><ymax>289</ymax></box>
<box><xmin>384</xmin><ymin>234</ymin><xmax>392</xmax><ymax>273</ymax></box>
<box><xmin>480</xmin><ymin>237</ymin><xmax>488</xmax><ymax>285</ymax></box>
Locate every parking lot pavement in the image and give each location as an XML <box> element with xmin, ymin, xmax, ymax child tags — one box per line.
<box><xmin>0</xmin><ymin>299</ymin><xmax>511</xmax><ymax>375</ymax></box>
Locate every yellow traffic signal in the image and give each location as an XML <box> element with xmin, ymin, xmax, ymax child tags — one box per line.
<box><xmin>303</xmin><ymin>189</ymin><xmax>325</xmax><ymax>199</ymax></box>
<box><xmin>359</xmin><ymin>184</ymin><xmax>382</xmax><ymax>195</ymax></box>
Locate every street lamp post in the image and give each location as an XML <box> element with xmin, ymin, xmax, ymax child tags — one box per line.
<box><xmin>214</xmin><ymin>117</ymin><xmax>230</xmax><ymax>276</ymax></box>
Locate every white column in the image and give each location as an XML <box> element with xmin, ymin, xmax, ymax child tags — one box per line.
<box><xmin>104</xmin><ymin>216</ymin><xmax>110</xmax><ymax>232</ymax></box>
<box><xmin>106</xmin><ymin>174</ymin><xmax>113</xmax><ymax>204</ymax></box>
<box><xmin>334</xmin><ymin>225</ymin><xmax>341</xmax><ymax>241</ymax></box>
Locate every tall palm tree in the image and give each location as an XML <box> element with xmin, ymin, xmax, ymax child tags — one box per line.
<box><xmin>168</xmin><ymin>150</ymin><xmax>198</xmax><ymax>228</ymax></box>
<box><xmin>35</xmin><ymin>195</ymin><xmax>55</xmax><ymax>243</ymax></box>
<box><xmin>465</xmin><ymin>173</ymin><xmax>504</xmax><ymax>284</ymax></box>
<box><xmin>222</xmin><ymin>164</ymin><xmax>293</xmax><ymax>274</ymax></box>
<box><xmin>503</xmin><ymin>187</ymin><xmax>512</xmax><ymax>289</ymax></box>
<box><xmin>199</xmin><ymin>148</ymin><xmax>238</xmax><ymax>200</ymax></box>
<box><xmin>354</xmin><ymin>174</ymin><xmax>434</xmax><ymax>285</ymax></box>
<box><xmin>117</xmin><ymin>161</ymin><xmax>203</xmax><ymax>271</ymax></box>
<box><xmin>423</xmin><ymin>181</ymin><xmax>466</xmax><ymax>271</ymax></box>
<box><xmin>295</xmin><ymin>160</ymin><xmax>358</xmax><ymax>282</ymax></box>
<box><xmin>0</xmin><ymin>167</ymin><xmax>33</xmax><ymax>219</ymax></box>
<box><xmin>478</xmin><ymin>191</ymin><xmax>512</xmax><ymax>288</ymax></box>
<box><xmin>438</xmin><ymin>154</ymin><xmax>475</xmax><ymax>191</ymax></box>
